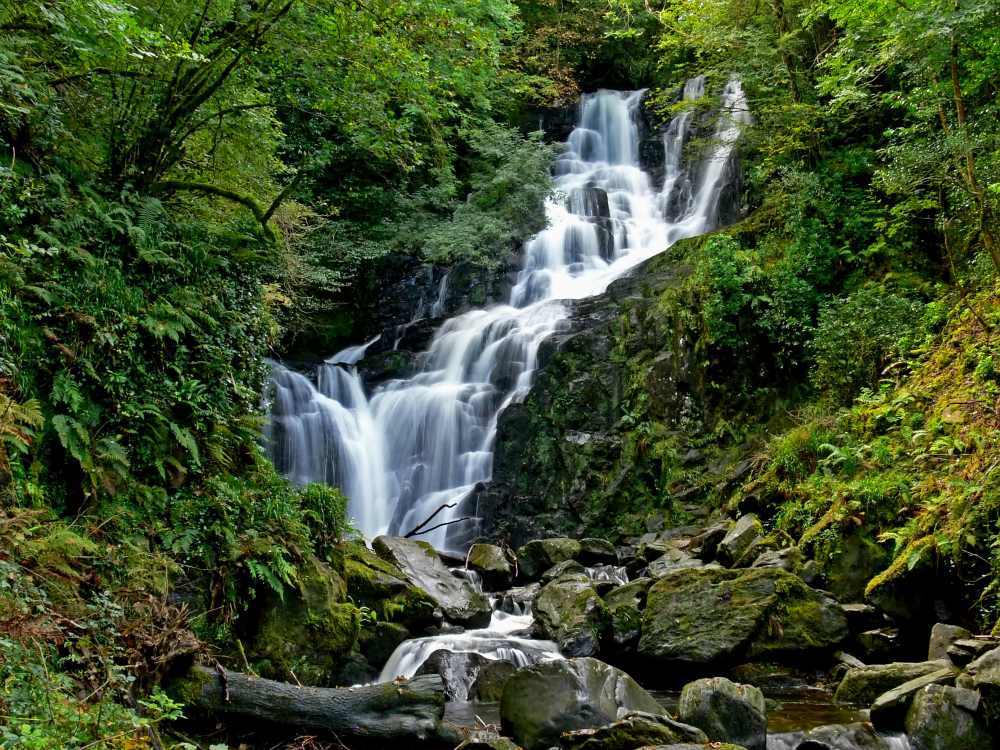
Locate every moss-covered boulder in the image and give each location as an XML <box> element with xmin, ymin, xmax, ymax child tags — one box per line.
<box><xmin>559</xmin><ymin>711</ymin><xmax>708</xmax><ymax>750</ymax></box>
<box><xmin>500</xmin><ymin>657</ymin><xmax>665</xmax><ymax>750</ymax></box>
<box><xmin>783</xmin><ymin>722</ymin><xmax>894</xmax><ymax>750</ymax></box>
<box><xmin>578</xmin><ymin>537</ymin><xmax>618</xmax><ymax>565</ymax></box>
<box><xmin>373</xmin><ymin>536</ymin><xmax>491</xmax><ymax>626</ymax></box>
<box><xmin>967</xmin><ymin>645</ymin><xmax>1000</xmax><ymax>726</ymax></box>
<box><xmin>251</xmin><ymin>555</ymin><xmax>360</xmax><ymax>686</ymax></box>
<box><xmin>473</xmin><ymin>660</ymin><xmax>518</xmax><ymax>702</ymax></box>
<box><xmin>834</xmin><ymin>661</ymin><xmax>953</xmax><ymax>705</ymax></box>
<box><xmin>468</xmin><ymin>543</ymin><xmax>514</xmax><ymax>590</ymax></box>
<box><xmin>535</xmin><ymin>577</ymin><xmax>611</xmax><ymax>657</ymax></box>
<box><xmin>717</xmin><ymin>514</ymin><xmax>763</xmax><ymax>567</ymax></box>
<box><xmin>869</xmin><ymin>667</ymin><xmax>959</xmax><ymax>730</ymax></box>
<box><xmin>603</xmin><ymin>578</ymin><xmax>652</xmax><ymax>650</ymax></box>
<box><xmin>339</xmin><ymin>540</ymin><xmax>440</xmax><ymax>630</ymax></box>
<box><xmin>637</xmin><ymin>567</ymin><xmax>848</xmax><ymax>668</ymax></box>
<box><xmin>517</xmin><ymin>538</ymin><xmax>583</xmax><ymax>581</ymax></box>
<box><xmin>904</xmin><ymin>685</ymin><xmax>991</xmax><ymax>750</ymax></box>
<box><xmin>677</xmin><ymin>677</ymin><xmax>766</xmax><ymax>750</ymax></box>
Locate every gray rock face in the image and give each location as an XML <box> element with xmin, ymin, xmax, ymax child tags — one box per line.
<box><xmin>927</xmin><ymin>623</ymin><xmax>972</xmax><ymax>662</ymax></box>
<box><xmin>718</xmin><ymin>514</ymin><xmax>763</xmax><ymax>566</ymax></box>
<box><xmin>638</xmin><ymin>567</ymin><xmax>848</xmax><ymax>667</ymax></box>
<box><xmin>905</xmin><ymin>684</ymin><xmax>990</xmax><ymax>750</ymax></box>
<box><xmin>516</xmin><ymin>538</ymin><xmax>583</xmax><ymax>581</ymax></box>
<box><xmin>751</xmin><ymin>547</ymin><xmax>799</xmax><ymax>572</ymax></box>
<box><xmin>467</xmin><ymin>543</ymin><xmax>513</xmax><ymax>590</ymax></box>
<box><xmin>647</xmin><ymin>547</ymin><xmax>705</xmax><ymax>578</ymax></box>
<box><xmin>500</xmin><ymin>657</ymin><xmax>665</xmax><ymax>750</ymax></box>
<box><xmin>373</xmin><ymin>536</ymin><xmax>491</xmax><ymax>627</ymax></box>
<box><xmin>559</xmin><ymin>711</ymin><xmax>708</xmax><ymax>750</ymax></box>
<box><xmin>677</xmin><ymin>677</ymin><xmax>766</xmax><ymax>750</ymax></box>
<box><xmin>834</xmin><ymin>661</ymin><xmax>953</xmax><ymax>705</ymax></box>
<box><xmin>869</xmin><ymin>667</ymin><xmax>959</xmax><ymax>729</ymax></box>
<box><xmin>534</xmin><ymin>577</ymin><xmax>610</xmax><ymax>657</ymax></box>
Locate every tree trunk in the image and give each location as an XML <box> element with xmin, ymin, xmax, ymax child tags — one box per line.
<box><xmin>166</xmin><ymin>665</ymin><xmax>450</xmax><ymax>745</ymax></box>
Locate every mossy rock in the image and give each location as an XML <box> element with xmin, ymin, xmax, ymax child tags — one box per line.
<box><xmin>904</xmin><ymin>685</ymin><xmax>991</xmax><ymax>750</ymax></box>
<box><xmin>517</xmin><ymin>538</ymin><xmax>583</xmax><ymax>581</ymax></box>
<box><xmin>251</xmin><ymin>555</ymin><xmax>361</xmax><ymax>686</ymax></box>
<box><xmin>468</xmin><ymin>543</ymin><xmax>513</xmax><ymax>590</ymax></box>
<box><xmin>340</xmin><ymin>540</ymin><xmax>440</xmax><ymax>630</ymax></box>
<box><xmin>534</xmin><ymin>577</ymin><xmax>611</xmax><ymax>657</ymax></box>
<box><xmin>637</xmin><ymin>567</ymin><xmax>848</xmax><ymax>668</ymax></box>
<box><xmin>834</xmin><ymin>661</ymin><xmax>952</xmax><ymax>705</ymax></box>
<box><xmin>677</xmin><ymin>677</ymin><xmax>766</xmax><ymax>750</ymax></box>
<box><xmin>560</xmin><ymin>711</ymin><xmax>708</xmax><ymax>750</ymax></box>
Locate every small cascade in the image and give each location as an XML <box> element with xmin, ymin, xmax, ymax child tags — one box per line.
<box><xmin>265</xmin><ymin>80</ymin><xmax>751</xmax><ymax>545</ymax></box>
<box><xmin>585</xmin><ymin>564</ymin><xmax>629</xmax><ymax>586</ymax></box>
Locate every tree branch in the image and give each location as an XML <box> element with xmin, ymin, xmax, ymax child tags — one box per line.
<box><xmin>150</xmin><ymin>180</ymin><xmax>275</xmax><ymax>240</ymax></box>
<box><xmin>403</xmin><ymin>502</ymin><xmax>457</xmax><ymax>538</ymax></box>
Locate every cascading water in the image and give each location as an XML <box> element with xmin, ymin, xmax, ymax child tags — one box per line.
<box><xmin>265</xmin><ymin>79</ymin><xmax>750</xmax><ymax>547</ymax></box>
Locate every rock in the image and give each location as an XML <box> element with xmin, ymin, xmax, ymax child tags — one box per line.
<box><xmin>856</xmin><ymin>628</ymin><xmax>902</xmax><ymax>663</ymax></box>
<box><xmin>341</xmin><ymin>541</ymin><xmax>440</xmax><ymax>629</ymax></box>
<box><xmin>251</xmin><ymin>555</ymin><xmax>360</xmax><ymax>686</ymax></box>
<box><xmin>647</xmin><ymin>547</ymin><xmax>704</xmax><ymax>578</ymax></box>
<box><xmin>834</xmin><ymin>651</ymin><xmax>866</xmax><ymax>669</ymax></box>
<box><xmin>927</xmin><ymin>623</ymin><xmax>972</xmax><ymax>662</ymax></box>
<box><xmin>473</xmin><ymin>660</ymin><xmax>518</xmax><ymax>702</ymax></box>
<box><xmin>834</xmin><ymin>661</ymin><xmax>953</xmax><ymax>705</ymax></box>
<box><xmin>358</xmin><ymin>620</ymin><xmax>410</xmax><ymax>669</ymax></box>
<box><xmin>559</xmin><ymin>711</ymin><xmax>707</xmax><ymax>750</ymax></box>
<box><xmin>373</xmin><ymin>536</ymin><xmax>491</xmax><ymax>627</ymax></box>
<box><xmin>542</xmin><ymin>559</ymin><xmax>589</xmax><ymax>583</ymax></box>
<box><xmin>869</xmin><ymin>667</ymin><xmax>959</xmax><ymax>729</ymax></box>
<box><xmin>517</xmin><ymin>538</ymin><xmax>583</xmax><ymax>581</ymax></box>
<box><xmin>497</xmin><ymin>584</ymin><xmax>540</xmax><ymax>616</ymax></box>
<box><xmin>677</xmin><ymin>677</ymin><xmax>766</xmax><ymax>750</ymax></box>
<box><xmin>717</xmin><ymin>514</ymin><xmax>763</xmax><ymax>567</ymax></box>
<box><xmin>783</xmin><ymin>722</ymin><xmax>893</xmax><ymax>750</ymax></box>
<box><xmin>468</xmin><ymin>543</ymin><xmax>514</xmax><ymax>590</ymax></box>
<box><xmin>839</xmin><ymin>603</ymin><xmax>882</xmax><ymax>634</ymax></box>
<box><xmin>966</xmin><ymin>645</ymin><xmax>1000</xmax><ymax>725</ymax></box>
<box><xmin>946</xmin><ymin>637</ymin><xmax>999</xmax><ymax>667</ymax></box>
<box><xmin>905</xmin><ymin>685</ymin><xmax>990</xmax><ymax>750</ymax></box>
<box><xmin>604</xmin><ymin>578</ymin><xmax>653</xmax><ymax>649</ymax></box>
<box><xmin>416</xmin><ymin>650</ymin><xmax>490</xmax><ymax>701</ymax></box>
<box><xmin>638</xmin><ymin>568</ymin><xmax>848</xmax><ymax>668</ymax></box>
<box><xmin>457</xmin><ymin>733</ymin><xmax>523</xmax><ymax>750</ymax></box>
<box><xmin>500</xmin><ymin>657</ymin><xmax>665</xmax><ymax>750</ymax></box>
<box><xmin>578</xmin><ymin>537</ymin><xmax>618</xmax><ymax>565</ymax></box>
<box><xmin>689</xmin><ymin>522</ymin><xmax>731</xmax><ymax>562</ymax></box>
<box><xmin>751</xmin><ymin>547</ymin><xmax>799</xmax><ymax>572</ymax></box>
<box><xmin>534</xmin><ymin>577</ymin><xmax>611</xmax><ymax>656</ymax></box>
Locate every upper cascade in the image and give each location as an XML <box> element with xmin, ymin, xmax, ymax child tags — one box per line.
<box><xmin>265</xmin><ymin>79</ymin><xmax>751</xmax><ymax>549</ymax></box>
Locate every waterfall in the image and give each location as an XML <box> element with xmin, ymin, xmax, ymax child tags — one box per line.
<box><xmin>266</xmin><ymin>81</ymin><xmax>750</xmax><ymax>546</ymax></box>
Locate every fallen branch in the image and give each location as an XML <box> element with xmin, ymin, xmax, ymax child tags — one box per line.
<box><xmin>403</xmin><ymin>502</ymin><xmax>456</xmax><ymax>538</ymax></box>
<box><xmin>409</xmin><ymin>517</ymin><xmax>474</xmax><ymax>538</ymax></box>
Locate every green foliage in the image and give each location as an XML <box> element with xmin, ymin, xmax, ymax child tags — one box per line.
<box><xmin>811</xmin><ymin>286</ymin><xmax>925</xmax><ymax>402</ymax></box>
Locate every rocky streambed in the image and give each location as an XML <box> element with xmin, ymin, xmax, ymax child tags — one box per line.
<box><xmin>166</xmin><ymin>512</ymin><xmax>1000</xmax><ymax>749</ymax></box>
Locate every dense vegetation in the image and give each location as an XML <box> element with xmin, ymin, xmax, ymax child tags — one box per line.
<box><xmin>1</xmin><ymin>0</ymin><xmax>998</xmax><ymax>746</ymax></box>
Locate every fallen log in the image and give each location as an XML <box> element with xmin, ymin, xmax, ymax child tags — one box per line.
<box><xmin>167</xmin><ymin>665</ymin><xmax>448</xmax><ymax>745</ymax></box>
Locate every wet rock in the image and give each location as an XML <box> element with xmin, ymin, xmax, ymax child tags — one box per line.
<box><xmin>839</xmin><ymin>603</ymin><xmax>882</xmax><ymax>634</ymax></box>
<box><xmin>500</xmin><ymin>657</ymin><xmax>665</xmax><ymax>750</ymax></box>
<box><xmin>946</xmin><ymin>637</ymin><xmax>999</xmax><ymax>667</ymax></box>
<box><xmin>497</xmin><ymin>584</ymin><xmax>540</xmax><ymax>615</ymax></box>
<box><xmin>717</xmin><ymin>514</ymin><xmax>763</xmax><ymax>567</ymax></box>
<box><xmin>782</xmin><ymin>722</ymin><xmax>893</xmax><ymax>750</ymax></box>
<box><xmin>905</xmin><ymin>684</ymin><xmax>990</xmax><ymax>750</ymax></box>
<box><xmin>542</xmin><ymin>559</ymin><xmax>589</xmax><ymax>584</ymax></box>
<box><xmin>966</xmin><ymin>645</ymin><xmax>1000</xmax><ymax>725</ymax></box>
<box><xmin>647</xmin><ymin>547</ymin><xmax>705</xmax><ymax>578</ymax></box>
<box><xmin>416</xmin><ymin>649</ymin><xmax>490</xmax><ymax>701</ymax></box>
<box><xmin>869</xmin><ymin>667</ymin><xmax>959</xmax><ymax>729</ymax></box>
<box><xmin>856</xmin><ymin>628</ymin><xmax>902</xmax><ymax>663</ymax></box>
<box><xmin>834</xmin><ymin>661</ymin><xmax>953</xmax><ymax>705</ymax></box>
<box><xmin>358</xmin><ymin>621</ymin><xmax>410</xmax><ymax>669</ymax></box>
<box><xmin>456</xmin><ymin>733</ymin><xmax>523</xmax><ymax>750</ymax></box>
<box><xmin>534</xmin><ymin>577</ymin><xmax>611</xmax><ymax>657</ymax></box>
<box><xmin>517</xmin><ymin>538</ymin><xmax>583</xmax><ymax>581</ymax></box>
<box><xmin>638</xmin><ymin>568</ymin><xmax>848</xmax><ymax>668</ymax></box>
<box><xmin>578</xmin><ymin>537</ymin><xmax>618</xmax><ymax>565</ymax></box>
<box><xmin>473</xmin><ymin>660</ymin><xmax>518</xmax><ymax>702</ymax></box>
<box><xmin>468</xmin><ymin>543</ymin><xmax>513</xmax><ymax>590</ymax></box>
<box><xmin>559</xmin><ymin>711</ymin><xmax>708</xmax><ymax>750</ymax></box>
<box><xmin>927</xmin><ymin>623</ymin><xmax>972</xmax><ymax>662</ymax></box>
<box><xmin>751</xmin><ymin>547</ymin><xmax>800</xmax><ymax>572</ymax></box>
<box><xmin>373</xmin><ymin>536</ymin><xmax>491</xmax><ymax>627</ymax></box>
<box><xmin>677</xmin><ymin>677</ymin><xmax>766</xmax><ymax>750</ymax></box>
<box><xmin>689</xmin><ymin>522</ymin><xmax>731</xmax><ymax>562</ymax></box>
<box><xmin>604</xmin><ymin>578</ymin><xmax>653</xmax><ymax>649</ymax></box>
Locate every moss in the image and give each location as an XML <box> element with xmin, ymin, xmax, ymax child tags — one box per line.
<box><xmin>165</xmin><ymin>664</ymin><xmax>217</xmax><ymax>707</ymax></box>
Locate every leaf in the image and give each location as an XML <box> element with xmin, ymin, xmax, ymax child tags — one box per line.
<box><xmin>170</xmin><ymin>422</ymin><xmax>200</xmax><ymax>465</ymax></box>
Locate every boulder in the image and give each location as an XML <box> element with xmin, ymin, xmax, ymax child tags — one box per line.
<box><xmin>374</xmin><ymin>536</ymin><xmax>491</xmax><ymax>627</ymax></box>
<box><xmin>604</xmin><ymin>578</ymin><xmax>653</xmax><ymax>649</ymax></box>
<box><xmin>717</xmin><ymin>514</ymin><xmax>763</xmax><ymax>567</ymax></box>
<box><xmin>517</xmin><ymin>538</ymin><xmax>583</xmax><ymax>581</ymax></box>
<box><xmin>869</xmin><ymin>667</ymin><xmax>959</xmax><ymax>729</ymax></box>
<box><xmin>647</xmin><ymin>547</ymin><xmax>704</xmax><ymax>578</ymax></box>
<box><xmin>839</xmin><ymin>603</ymin><xmax>882</xmax><ymax>634</ymax></box>
<box><xmin>534</xmin><ymin>577</ymin><xmax>611</xmax><ymax>657</ymax></box>
<box><xmin>559</xmin><ymin>711</ymin><xmax>707</xmax><ymax>750</ymax></box>
<box><xmin>751</xmin><ymin>547</ymin><xmax>799</xmax><ymax>573</ymax></box>
<box><xmin>542</xmin><ymin>559</ymin><xmax>589</xmax><ymax>583</ymax></box>
<box><xmin>689</xmin><ymin>522</ymin><xmax>731</xmax><ymax>562</ymax></box>
<box><xmin>855</xmin><ymin>627</ymin><xmax>903</xmax><ymax>663</ymax></box>
<box><xmin>457</xmin><ymin>734</ymin><xmax>523</xmax><ymax>750</ymax></box>
<box><xmin>638</xmin><ymin>568</ymin><xmax>848</xmax><ymax>668</ymax></box>
<box><xmin>497</xmin><ymin>583</ymin><xmax>540</xmax><ymax>615</ymax></box>
<box><xmin>945</xmin><ymin>637</ymin><xmax>999</xmax><ymax>667</ymax></box>
<box><xmin>905</xmin><ymin>685</ymin><xmax>990</xmax><ymax>750</ymax></box>
<box><xmin>358</xmin><ymin>620</ymin><xmax>410</xmax><ymax>669</ymax></box>
<box><xmin>778</xmin><ymin>722</ymin><xmax>893</xmax><ymax>750</ymax></box>
<box><xmin>834</xmin><ymin>661</ymin><xmax>953</xmax><ymax>705</ymax></box>
<box><xmin>468</xmin><ymin>543</ymin><xmax>513</xmax><ymax>590</ymax></box>
<box><xmin>927</xmin><ymin>623</ymin><xmax>972</xmax><ymax>662</ymax></box>
<box><xmin>578</xmin><ymin>537</ymin><xmax>618</xmax><ymax>565</ymax></box>
<box><xmin>416</xmin><ymin>650</ymin><xmax>490</xmax><ymax>701</ymax></box>
<box><xmin>500</xmin><ymin>658</ymin><xmax>664</xmax><ymax>750</ymax></box>
<box><xmin>473</xmin><ymin>660</ymin><xmax>518</xmax><ymax>702</ymax></box>
<box><xmin>966</xmin><ymin>645</ymin><xmax>1000</xmax><ymax>725</ymax></box>
<box><xmin>677</xmin><ymin>677</ymin><xmax>766</xmax><ymax>750</ymax></box>
<box><xmin>341</xmin><ymin>541</ymin><xmax>440</xmax><ymax>630</ymax></box>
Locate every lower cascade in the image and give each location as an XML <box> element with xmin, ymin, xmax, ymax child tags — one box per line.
<box><xmin>264</xmin><ymin>79</ymin><xmax>751</xmax><ymax>547</ymax></box>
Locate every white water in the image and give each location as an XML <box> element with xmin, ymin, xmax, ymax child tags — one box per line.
<box><xmin>266</xmin><ymin>79</ymin><xmax>750</xmax><ymax>546</ymax></box>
